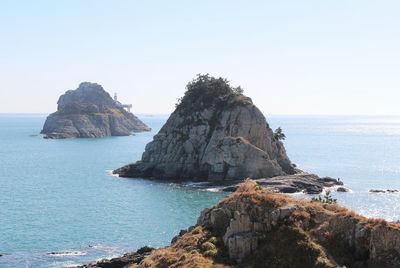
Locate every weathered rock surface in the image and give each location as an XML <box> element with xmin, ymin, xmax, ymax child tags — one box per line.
<box><xmin>74</xmin><ymin>246</ymin><xmax>154</xmax><ymax>268</ymax></box>
<box><xmin>132</xmin><ymin>180</ymin><xmax>400</xmax><ymax>268</ymax></box>
<box><xmin>114</xmin><ymin>75</ymin><xmax>295</xmax><ymax>182</ymax></box>
<box><xmin>41</xmin><ymin>82</ymin><xmax>150</xmax><ymax>139</ymax></box>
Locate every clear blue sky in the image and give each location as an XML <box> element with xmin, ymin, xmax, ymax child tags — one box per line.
<box><xmin>1</xmin><ymin>0</ymin><xmax>399</xmax><ymax>115</ymax></box>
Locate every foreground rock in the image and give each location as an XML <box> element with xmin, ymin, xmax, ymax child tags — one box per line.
<box><xmin>115</xmin><ymin>75</ymin><xmax>296</xmax><ymax>181</ymax></box>
<box><xmin>127</xmin><ymin>180</ymin><xmax>400</xmax><ymax>268</ymax></box>
<box><xmin>74</xmin><ymin>246</ymin><xmax>154</xmax><ymax>268</ymax></box>
<box><xmin>41</xmin><ymin>82</ymin><xmax>150</xmax><ymax>139</ymax></box>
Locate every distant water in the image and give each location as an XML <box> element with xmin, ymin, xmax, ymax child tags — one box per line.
<box><xmin>1</xmin><ymin>114</ymin><xmax>400</xmax><ymax>267</ymax></box>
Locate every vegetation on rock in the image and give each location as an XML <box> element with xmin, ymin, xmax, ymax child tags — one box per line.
<box><xmin>311</xmin><ymin>190</ymin><xmax>337</xmax><ymax>204</ymax></box>
<box><xmin>273</xmin><ymin>127</ymin><xmax>286</xmax><ymax>141</ymax></box>
<box><xmin>175</xmin><ymin>74</ymin><xmax>251</xmax><ymax>115</ymax></box>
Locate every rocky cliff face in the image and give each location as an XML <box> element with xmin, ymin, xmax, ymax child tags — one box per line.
<box><xmin>131</xmin><ymin>180</ymin><xmax>400</xmax><ymax>268</ymax></box>
<box><xmin>115</xmin><ymin>75</ymin><xmax>295</xmax><ymax>182</ymax></box>
<box><xmin>41</xmin><ymin>82</ymin><xmax>150</xmax><ymax>139</ymax></box>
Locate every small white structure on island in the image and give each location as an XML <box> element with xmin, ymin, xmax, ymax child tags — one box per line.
<box><xmin>114</xmin><ymin>93</ymin><xmax>133</xmax><ymax>112</ymax></box>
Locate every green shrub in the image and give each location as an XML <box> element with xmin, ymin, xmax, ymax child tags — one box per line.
<box><xmin>273</xmin><ymin>127</ymin><xmax>286</xmax><ymax>141</ymax></box>
<box><xmin>175</xmin><ymin>74</ymin><xmax>245</xmax><ymax>114</ymax></box>
<box><xmin>311</xmin><ymin>190</ymin><xmax>337</xmax><ymax>204</ymax></box>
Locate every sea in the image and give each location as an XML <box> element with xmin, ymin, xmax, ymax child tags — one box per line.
<box><xmin>1</xmin><ymin>114</ymin><xmax>400</xmax><ymax>267</ymax></box>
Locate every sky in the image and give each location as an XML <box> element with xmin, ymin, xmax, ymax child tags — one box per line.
<box><xmin>1</xmin><ymin>0</ymin><xmax>400</xmax><ymax>115</ymax></box>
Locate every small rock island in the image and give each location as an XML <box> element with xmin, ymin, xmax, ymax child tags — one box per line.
<box><xmin>41</xmin><ymin>82</ymin><xmax>151</xmax><ymax>139</ymax></box>
<box><xmin>114</xmin><ymin>75</ymin><xmax>341</xmax><ymax>193</ymax></box>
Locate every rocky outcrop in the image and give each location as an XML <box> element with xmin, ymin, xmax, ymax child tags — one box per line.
<box><xmin>218</xmin><ymin>172</ymin><xmax>343</xmax><ymax>194</ymax></box>
<box><xmin>41</xmin><ymin>82</ymin><xmax>150</xmax><ymax>139</ymax></box>
<box><xmin>114</xmin><ymin>75</ymin><xmax>295</xmax><ymax>182</ymax></box>
<box><xmin>75</xmin><ymin>246</ymin><xmax>154</xmax><ymax>268</ymax></box>
<box><xmin>131</xmin><ymin>180</ymin><xmax>400</xmax><ymax>268</ymax></box>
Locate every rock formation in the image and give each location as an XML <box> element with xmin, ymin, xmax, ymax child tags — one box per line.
<box><xmin>75</xmin><ymin>246</ymin><xmax>154</xmax><ymax>268</ymax></box>
<box><xmin>128</xmin><ymin>179</ymin><xmax>400</xmax><ymax>268</ymax></box>
<box><xmin>115</xmin><ymin>75</ymin><xmax>296</xmax><ymax>182</ymax></box>
<box><xmin>41</xmin><ymin>82</ymin><xmax>150</xmax><ymax>139</ymax></box>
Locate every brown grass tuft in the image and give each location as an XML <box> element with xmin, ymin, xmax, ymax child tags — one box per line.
<box><xmin>222</xmin><ymin>178</ymin><xmax>289</xmax><ymax>208</ymax></box>
<box><xmin>130</xmin><ymin>225</ymin><xmax>230</xmax><ymax>268</ymax></box>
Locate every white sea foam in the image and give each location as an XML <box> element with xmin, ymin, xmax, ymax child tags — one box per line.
<box><xmin>87</xmin><ymin>244</ymin><xmax>114</xmax><ymax>250</ymax></box>
<box><xmin>106</xmin><ymin>170</ymin><xmax>119</xmax><ymax>177</ymax></box>
<box><xmin>50</xmin><ymin>260</ymin><xmax>82</xmax><ymax>267</ymax></box>
<box><xmin>185</xmin><ymin>181</ymin><xmax>210</xmax><ymax>188</ymax></box>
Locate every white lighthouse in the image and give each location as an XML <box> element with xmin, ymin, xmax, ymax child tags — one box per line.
<box><xmin>113</xmin><ymin>92</ymin><xmax>133</xmax><ymax>113</ymax></box>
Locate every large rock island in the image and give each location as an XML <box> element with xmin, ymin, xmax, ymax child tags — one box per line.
<box><xmin>114</xmin><ymin>75</ymin><xmax>341</xmax><ymax>193</ymax></box>
<box><xmin>41</xmin><ymin>82</ymin><xmax>150</xmax><ymax>139</ymax></box>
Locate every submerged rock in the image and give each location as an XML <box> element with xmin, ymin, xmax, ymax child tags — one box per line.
<box><xmin>41</xmin><ymin>82</ymin><xmax>150</xmax><ymax>139</ymax></box>
<box><xmin>369</xmin><ymin>189</ymin><xmax>399</xmax><ymax>193</ymax></box>
<box><xmin>114</xmin><ymin>75</ymin><xmax>295</xmax><ymax>182</ymax></box>
<box><xmin>132</xmin><ymin>180</ymin><xmax>400</xmax><ymax>267</ymax></box>
<box><xmin>47</xmin><ymin>251</ymin><xmax>86</xmax><ymax>256</ymax></box>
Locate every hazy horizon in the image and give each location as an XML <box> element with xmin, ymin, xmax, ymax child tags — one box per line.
<box><xmin>1</xmin><ymin>1</ymin><xmax>400</xmax><ymax>115</ymax></box>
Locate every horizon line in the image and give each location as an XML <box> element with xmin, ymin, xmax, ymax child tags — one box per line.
<box><xmin>1</xmin><ymin>112</ymin><xmax>400</xmax><ymax>117</ymax></box>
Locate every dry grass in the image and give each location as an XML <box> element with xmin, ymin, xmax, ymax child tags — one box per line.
<box><xmin>241</xmin><ymin>225</ymin><xmax>335</xmax><ymax>268</ymax></box>
<box><xmin>130</xmin><ymin>226</ymin><xmax>231</xmax><ymax>268</ymax></box>
<box><xmin>290</xmin><ymin>210</ymin><xmax>311</xmax><ymax>222</ymax></box>
<box><xmin>221</xmin><ymin>178</ymin><xmax>289</xmax><ymax>208</ymax></box>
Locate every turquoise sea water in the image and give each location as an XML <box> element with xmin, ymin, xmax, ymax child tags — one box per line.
<box><xmin>1</xmin><ymin>114</ymin><xmax>400</xmax><ymax>267</ymax></box>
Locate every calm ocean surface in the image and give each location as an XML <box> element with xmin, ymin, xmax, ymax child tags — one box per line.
<box><xmin>1</xmin><ymin>114</ymin><xmax>400</xmax><ymax>267</ymax></box>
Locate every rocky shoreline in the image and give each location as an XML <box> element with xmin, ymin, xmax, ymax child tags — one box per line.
<box><xmin>73</xmin><ymin>246</ymin><xmax>154</xmax><ymax>268</ymax></box>
<box><xmin>114</xmin><ymin>171</ymin><xmax>344</xmax><ymax>195</ymax></box>
<box><xmin>197</xmin><ymin>171</ymin><xmax>345</xmax><ymax>194</ymax></box>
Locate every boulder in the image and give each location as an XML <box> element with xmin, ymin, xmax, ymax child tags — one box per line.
<box><xmin>336</xmin><ymin>187</ymin><xmax>349</xmax><ymax>192</ymax></box>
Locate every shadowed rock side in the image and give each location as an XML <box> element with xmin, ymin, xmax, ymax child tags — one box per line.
<box><xmin>41</xmin><ymin>82</ymin><xmax>150</xmax><ymax>139</ymax></box>
<box><xmin>127</xmin><ymin>180</ymin><xmax>400</xmax><ymax>268</ymax></box>
<box><xmin>114</xmin><ymin>75</ymin><xmax>295</xmax><ymax>182</ymax></box>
